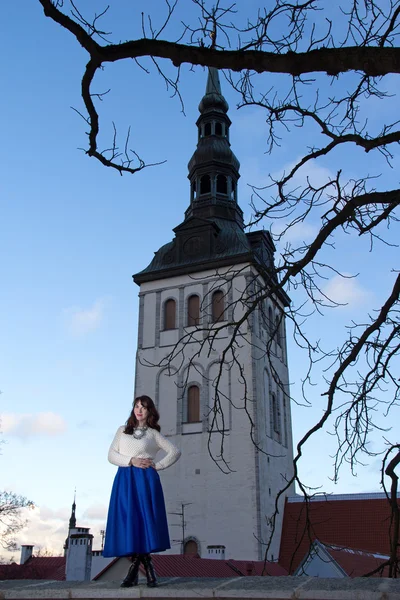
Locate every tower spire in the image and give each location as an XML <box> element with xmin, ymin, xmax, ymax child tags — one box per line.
<box><xmin>134</xmin><ymin>67</ymin><xmax>254</xmax><ymax>285</ymax></box>
<box><xmin>185</xmin><ymin>67</ymin><xmax>242</xmax><ymax>226</ymax></box>
<box><xmin>64</xmin><ymin>491</ymin><xmax>77</xmax><ymax>556</ymax></box>
<box><xmin>199</xmin><ymin>67</ymin><xmax>229</xmax><ymax>114</ymax></box>
<box><xmin>69</xmin><ymin>490</ymin><xmax>76</xmax><ymax>530</ymax></box>
<box><xmin>206</xmin><ymin>67</ymin><xmax>221</xmax><ymax>95</ymax></box>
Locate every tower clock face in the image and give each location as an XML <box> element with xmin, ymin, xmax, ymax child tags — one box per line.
<box><xmin>183</xmin><ymin>236</ymin><xmax>202</xmax><ymax>256</ymax></box>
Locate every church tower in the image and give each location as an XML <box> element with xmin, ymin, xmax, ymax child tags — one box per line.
<box><xmin>133</xmin><ymin>69</ymin><xmax>294</xmax><ymax>560</ymax></box>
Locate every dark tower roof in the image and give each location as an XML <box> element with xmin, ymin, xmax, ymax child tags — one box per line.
<box><xmin>198</xmin><ymin>67</ymin><xmax>229</xmax><ymax>114</ymax></box>
<box><xmin>68</xmin><ymin>495</ymin><xmax>76</xmax><ymax>530</ymax></box>
<box><xmin>133</xmin><ymin>68</ymin><xmax>287</xmax><ymax>305</ymax></box>
<box><xmin>64</xmin><ymin>494</ymin><xmax>77</xmax><ymax>553</ymax></box>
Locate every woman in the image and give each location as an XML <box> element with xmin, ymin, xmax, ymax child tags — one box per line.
<box><xmin>103</xmin><ymin>395</ymin><xmax>181</xmax><ymax>588</ymax></box>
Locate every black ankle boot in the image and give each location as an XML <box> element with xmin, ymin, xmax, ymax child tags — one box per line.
<box><xmin>141</xmin><ymin>554</ymin><xmax>157</xmax><ymax>587</ymax></box>
<box><xmin>120</xmin><ymin>554</ymin><xmax>141</xmax><ymax>588</ymax></box>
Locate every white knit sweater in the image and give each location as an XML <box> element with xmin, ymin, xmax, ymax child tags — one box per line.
<box><xmin>108</xmin><ymin>426</ymin><xmax>181</xmax><ymax>471</ymax></box>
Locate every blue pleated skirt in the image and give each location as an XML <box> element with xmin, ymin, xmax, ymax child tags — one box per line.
<box><xmin>103</xmin><ymin>466</ymin><xmax>170</xmax><ymax>557</ymax></box>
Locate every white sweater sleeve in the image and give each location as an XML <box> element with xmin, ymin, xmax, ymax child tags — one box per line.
<box><xmin>108</xmin><ymin>426</ymin><xmax>131</xmax><ymax>467</ymax></box>
<box><xmin>154</xmin><ymin>431</ymin><xmax>181</xmax><ymax>471</ymax></box>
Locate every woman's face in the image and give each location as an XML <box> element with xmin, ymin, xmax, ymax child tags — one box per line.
<box><xmin>134</xmin><ymin>401</ymin><xmax>148</xmax><ymax>426</ymax></box>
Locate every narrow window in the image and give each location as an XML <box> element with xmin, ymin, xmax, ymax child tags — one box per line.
<box><xmin>275</xmin><ymin>315</ymin><xmax>282</xmax><ymax>346</ymax></box>
<box><xmin>204</xmin><ymin>122</ymin><xmax>212</xmax><ymax>136</ymax></box>
<box><xmin>191</xmin><ymin>179</ymin><xmax>197</xmax><ymax>201</ymax></box>
<box><xmin>216</xmin><ymin>174</ymin><xmax>228</xmax><ymax>195</ymax></box>
<box><xmin>272</xmin><ymin>392</ymin><xmax>277</xmax><ymax>432</ymax></box>
<box><xmin>200</xmin><ymin>174</ymin><xmax>211</xmax><ymax>195</ymax></box>
<box><xmin>164</xmin><ymin>299</ymin><xmax>176</xmax><ymax>330</ymax></box>
<box><xmin>215</xmin><ymin>122</ymin><xmax>223</xmax><ymax>136</ymax></box>
<box><xmin>283</xmin><ymin>396</ymin><xmax>288</xmax><ymax>447</ymax></box>
<box><xmin>187</xmin><ymin>294</ymin><xmax>200</xmax><ymax>326</ymax></box>
<box><xmin>268</xmin><ymin>307</ymin><xmax>274</xmax><ymax>337</ymax></box>
<box><xmin>272</xmin><ymin>393</ymin><xmax>281</xmax><ymax>442</ymax></box>
<box><xmin>187</xmin><ymin>385</ymin><xmax>200</xmax><ymax>422</ymax></box>
<box><xmin>212</xmin><ymin>290</ymin><xmax>225</xmax><ymax>322</ymax></box>
<box><xmin>276</xmin><ymin>395</ymin><xmax>281</xmax><ymax>439</ymax></box>
<box><xmin>231</xmin><ymin>181</ymin><xmax>236</xmax><ymax>201</ymax></box>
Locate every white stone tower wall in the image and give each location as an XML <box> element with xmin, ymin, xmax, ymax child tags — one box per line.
<box><xmin>134</xmin><ymin>264</ymin><xmax>293</xmax><ymax>560</ymax></box>
<box><xmin>242</xmin><ymin>266</ymin><xmax>295</xmax><ymax>560</ymax></box>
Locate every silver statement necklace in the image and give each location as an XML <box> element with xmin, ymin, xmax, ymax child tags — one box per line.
<box><xmin>132</xmin><ymin>426</ymin><xmax>148</xmax><ymax>440</ymax></box>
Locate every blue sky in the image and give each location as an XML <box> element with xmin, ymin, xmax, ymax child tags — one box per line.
<box><xmin>1</xmin><ymin>1</ymin><xmax>399</xmax><ymax>558</ymax></box>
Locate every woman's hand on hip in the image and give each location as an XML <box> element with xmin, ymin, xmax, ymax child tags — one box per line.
<box><xmin>130</xmin><ymin>457</ymin><xmax>155</xmax><ymax>469</ymax></box>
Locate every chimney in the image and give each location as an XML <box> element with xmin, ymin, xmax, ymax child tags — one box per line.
<box><xmin>20</xmin><ymin>545</ymin><xmax>34</xmax><ymax>565</ymax></box>
<box><xmin>206</xmin><ymin>545</ymin><xmax>226</xmax><ymax>560</ymax></box>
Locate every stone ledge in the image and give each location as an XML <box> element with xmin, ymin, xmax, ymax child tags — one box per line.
<box><xmin>1</xmin><ymin>577</ymin><xmax>400</xmax><ymax>600</ymax></box>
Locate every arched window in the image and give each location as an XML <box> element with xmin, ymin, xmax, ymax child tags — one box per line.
<box><xmin>200</xmin><ymin>174</ymin><xmax>211</xmax><ymax>195</ymax></box>
<box><xmin>184</xmin><ymin>540</ymin><xmax>198</xmax><ymax>555</ymax></box>
<box><xmin>164</xmin><ymin>299</ymin><xmax>176</xmax><ymax>330</ymax></box>
<box><xmin>215</xmin><ymin>122</ymin><xmax>223</xmax><ymax>136</ymax></box>
<box><xmin>204</xmin><ymin>122</ymin><xmax>212</xmax><ymax>136</ymax></box>
<box><xmin>212</xmin><ymin>290</ymin><xmax>225</xmax><ymax>322</ymax></box>
<box><xmin>187</xmin><ymin>385</ymin><xmax>200</xmax><ymax>423</ymax></box>
<box><xmin>187</xmin><ymin>294</ymin><xmax>200</xmax><ymax>326</ymax></box>
<box><xmin>216</xmin><ymin>174</ymin><xmax>228</xmax><ymax>195</ymax></box>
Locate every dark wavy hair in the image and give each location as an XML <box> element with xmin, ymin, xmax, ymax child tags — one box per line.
<box><xmin>124</xmin><ymin>395</ymin><xmax>161</xmax><ymax>434</ymax></box>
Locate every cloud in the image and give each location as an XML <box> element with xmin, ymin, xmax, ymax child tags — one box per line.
<box><xmin>323</xmin><ymin>274</ymin><xmax>370</xmax><ymax>308</ymax></box>
<box><xmin>64</xmin><ymin>298</ymin><xmax>106</xmax><ymax>337</ymax></box>
<box><xmin>239</xmin><ymin>156</ymin><xmax>336</xmax><ymax>229</ymax></box>
<box><xmin>77</xmin><ymin>420</ymin><xmax>94</xmax><ymax>429</ymax></box>
<box><xmin>0</xmin><ymin>503</ymin><xmax>107</xmax><ymax>563</ymax></box>
<box><xmin>40</xmin><ymin>506</ymin><xmax>71</xmax><ymax>521</ymax></box>
<box><xmin>0</xmin><ymin>506</ymin><xmax>65</xmax><ymax>562</ymax></box>
<box><xmin>272</xmin><ymin>220</ymin><xmax>318</xmax><ymax>244</ymax></box>
<box><xmin>1</xmin><ymin>412</ymin><xmax>67</xmax><ymax>440</ymax></box>
<box><xmin>274</xmin><ymin>159</ymin><xmax>334</xmax><ymax>193</ymax></box>
<box><xmin>82</xmin><ymin>503</ymin><xmax>108</xmax><ymax>521</ymax></box>
<box><xmin>284</xmin><ymin>222</ymin><xmax>318</xmax><ymax>243</ymax></box>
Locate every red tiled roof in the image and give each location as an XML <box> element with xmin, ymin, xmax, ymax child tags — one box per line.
<box><xmin>151</xmin><ymin>554</ymin><xmax>243</xmax><ymax>578</ymax></box>
<box><xmin>279</xmin><ymin>494</ymin><xmax>397</xmax><ymax>574</ymax></box>
<box><xmin>327</xmin><ymin>545</ymin><xmax>390</xmax><ymax>578</ymax></box>
<box><xmin>148</xmin><ymin>555</ymin><xmax>287</xmax><ymax>578</ymax></box>
<box><xmin>0</xmin><ymin>563</ymin><xmax>21</xmax><ymax>580</ymax></box>
<box><xmin>93</xmin><ymin>554</ymin><xmax>287</xmax><ymax>579</ymax></box>
<box><xmin>227</xmin><ymin>560</ymin><xmax>287</xmax><ymax>576</ymax></box>
<box><xmin>0</xmin><ymin>557</ymin><xmax>66</xmax><ymax>581</ymax></box>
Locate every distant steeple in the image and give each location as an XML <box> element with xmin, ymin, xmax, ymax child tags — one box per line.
<box><xmin>69</xmin><ymin>492</ymin><xmax>77</xmax><ymax>530</ymax></box>
<box><xmin>64</xmin><ymin>492</ymin><xmax>77</xmax><ymax>556</ymax></box>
